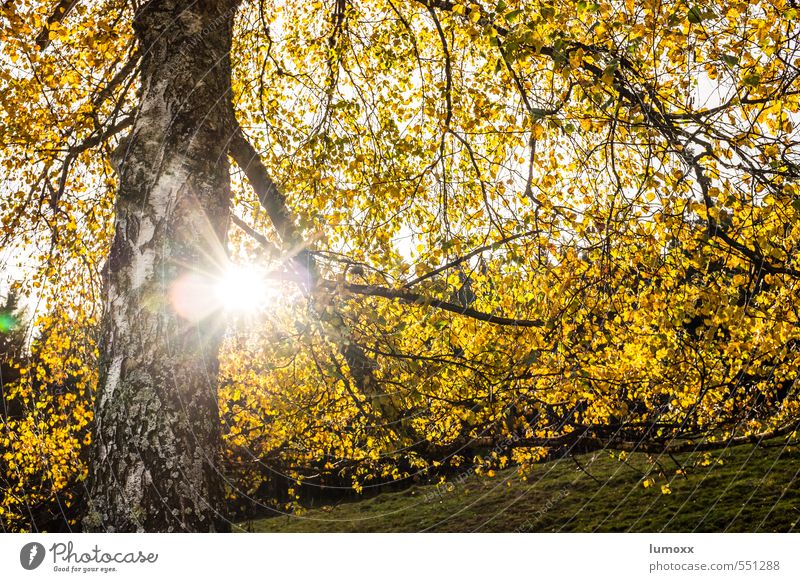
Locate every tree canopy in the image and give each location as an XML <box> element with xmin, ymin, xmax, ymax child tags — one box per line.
<box><xmin>1</xmin><ymin>0</ymin><xmax>800</xmax><ymax>531</ymax></box>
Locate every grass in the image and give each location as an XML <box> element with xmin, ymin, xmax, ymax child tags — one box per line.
<box><xmin>239</xmin><ymin>438</ymin><xmax>800</xmax><ymax>532</ymax></box>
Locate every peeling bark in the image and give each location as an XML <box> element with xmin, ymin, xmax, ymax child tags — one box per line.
<box><xmin>85</xmin><ymin>0</ymin><xmax>240</xmax><ymax>532</ymax></box>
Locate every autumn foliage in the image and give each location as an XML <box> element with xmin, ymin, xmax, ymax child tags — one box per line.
<box><xmin>2</xmin><ymin>0</ymin><xmax>800</xmax><ymax>530</ymax></box>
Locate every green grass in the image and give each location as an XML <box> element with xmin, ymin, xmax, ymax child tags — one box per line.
<box><xmin>239</xmin><ymin>438</ymin><xmax>800</xmax><ymax>532</ymax></box>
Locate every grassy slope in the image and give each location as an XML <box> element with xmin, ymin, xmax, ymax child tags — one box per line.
<box><xmin>240</xmin><ymin>438</ymin><xmax>800</xmax><ymax>532</ymax></box>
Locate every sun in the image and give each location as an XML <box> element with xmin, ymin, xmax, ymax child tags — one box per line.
<box><xmin>169</xmin><ymin>261</ymin><xmax>283</xmax><ymax>321</ymax></box>
<box><xmin>214</xmin><ymin>264</ymin><xmax>269</xmax><ymax>313</ymax></box>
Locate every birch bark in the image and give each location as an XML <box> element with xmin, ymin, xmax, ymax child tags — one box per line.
<box><xmin>85</xmin><ymin>0</ymin><xmax>240</xmax><ymax>532</ymax></box>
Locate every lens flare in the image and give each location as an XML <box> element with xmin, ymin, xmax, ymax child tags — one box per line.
<box><xmin>168</xmin><ymin>273</ymin><xmax>217</xmax><ymax>322</ymax></box>
<box><xmin>0</xmin><ymin>313</ymin><xmax>17</xmax><ymax>333</ymax></box>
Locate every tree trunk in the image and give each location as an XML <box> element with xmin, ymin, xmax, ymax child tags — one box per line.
<box><xmin>84</xmin><ymin>0</ymin><xmax>240</xmax><ymax>532</ymax></box>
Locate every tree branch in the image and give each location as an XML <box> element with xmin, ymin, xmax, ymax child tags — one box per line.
<box><xmin>36</xmin><ymin>0</ymin><xmax>80</xmax><ymax>50</ymax></box>
<box><xmin>329</xmin><ymin>281</ymin><xmax>545</xmax><ymax>328</ymax></box>
<box><xmin>228</xmin><ymin>124</ymin><xmax>419</xmax><ymax>441</ymax></box>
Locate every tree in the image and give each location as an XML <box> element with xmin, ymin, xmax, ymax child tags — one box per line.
<box><xmin>80</xmin><ymin>0</ymin><xmax>242</xmax><ymax>532</ymax></box>
<box><xmin>1</xmin><ymin>0</ymin><xmax>800</xmax><ymax>532</ymax></box>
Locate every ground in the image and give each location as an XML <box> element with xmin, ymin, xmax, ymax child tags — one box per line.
<box><xmin>239</xmin><ymin>438</ymin><xmax>800</xmax><ymax>532</ymax></box>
